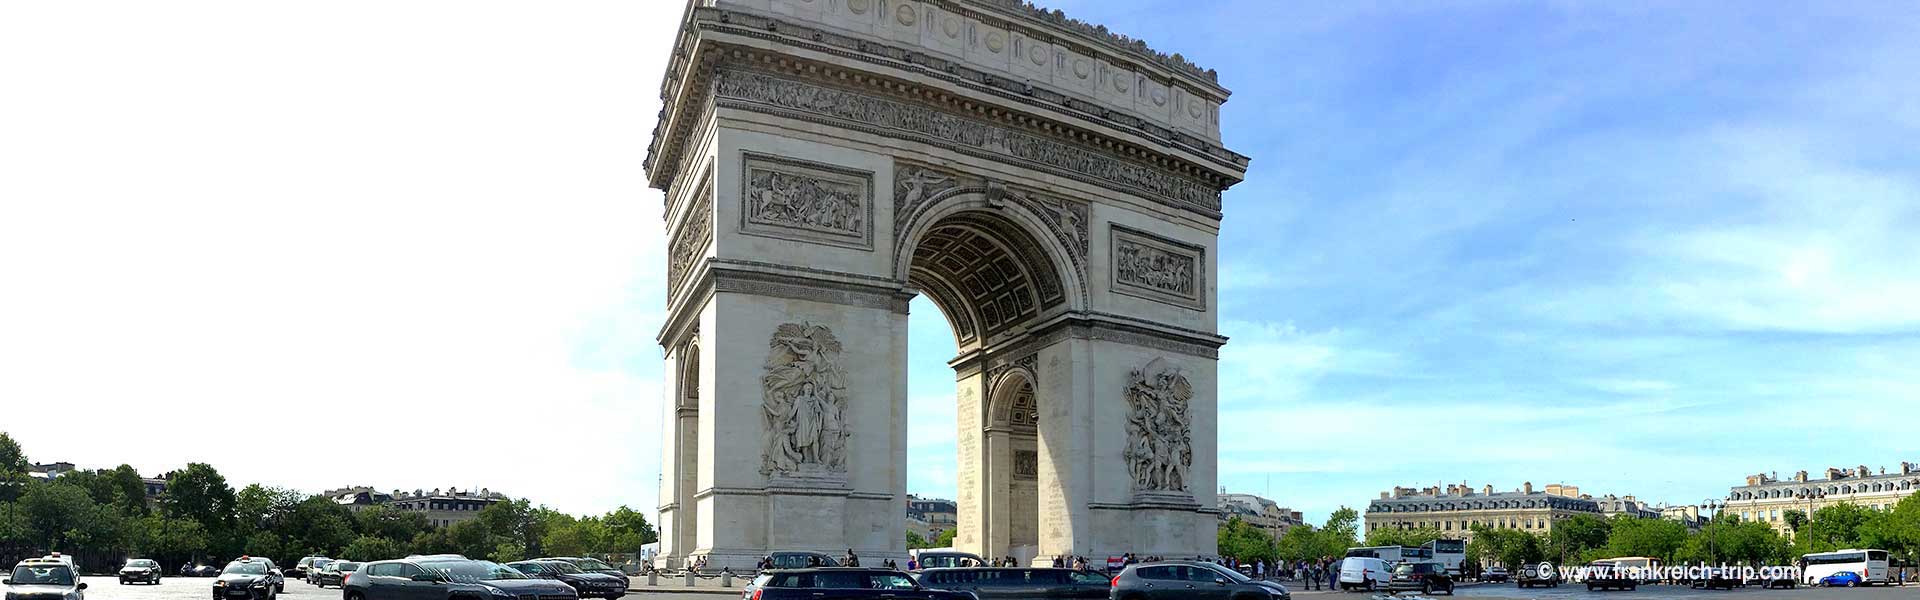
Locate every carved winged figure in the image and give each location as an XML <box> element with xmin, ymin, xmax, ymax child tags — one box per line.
<box><xmin>762</xmin><ymin>323</ymin><xmax>851</xmax><ymax>477</ymax></box>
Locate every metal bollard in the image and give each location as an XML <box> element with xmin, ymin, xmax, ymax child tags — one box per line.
<box><xmin>721</xmin><ymin>570</ymin><xmax>734</xmax><ymax>587</ymax></box>
<box><xmin>684</xmin><ymin>570</ymin><xmax>696</xmax><ymax>587</ymax></box>
<box><xmin>647</xmin><ymin>571</ymin><xmax>657</xmax><ymax>587</ymax></box>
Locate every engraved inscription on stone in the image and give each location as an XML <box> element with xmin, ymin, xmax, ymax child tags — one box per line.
<box><xmin>1111</xmin><ymin>225</ymin><xmax>1205</xmax><ymax>309</ymax></box>
<box><xmin>741</xmin><ymin>153</ymin><xmax>874</xmax><ymax>250</ymax></box>
<box><xmin>1124</xmin><ymin>357</ymin><xmax>1193</xmax><ymax>493</ymax></box>
<box><xmin>760</xmin><ymin>322</ymin><xmax>851</xmax><ymax>477</ymax></box>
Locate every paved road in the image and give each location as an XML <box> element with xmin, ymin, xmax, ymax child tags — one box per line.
<box><xmin>71</xmin><ymin>575</ymin><xmax>1920</xmax><ymax>600</ymax></box>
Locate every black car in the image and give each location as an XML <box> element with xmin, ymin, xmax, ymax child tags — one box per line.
<box><xmin>544</xmin><ymin>557</ymin><xmax>626</xmax><ymax>579</ymax></box>
<box><xmin>765</xmin><ymin>551</ymin><xmax>841</xmax><ymax>570</ymax></box>
<box><xmin>343</xmin><ymin>557</ymin><xmax>577</xmax><ymax>600</ymax></box>
<box><xmin>750</xmin><ymin>568</ymin><xmax>973</xmax><ymax>600</ymax></box>
<box><xmin>1109</xmin><ymin>561</ymin><xmax>1291</xmax><ymax>600</ymax></box>
<box><xmin>1516</xmin><ymin>563</ymin><xmax>1560</xmax><ymax>588</ymax></box>
<box><xmin>913</xmin><ymin>551</ymin><xmax>985</xmax><ymax>571</ymax></box>
<box><xmin>1480</xmin><ymin>567</ymin><xmax>1509</xmax><ymax>583</ymax></box>
<box><xmin>316</xmin><ymin>561</ymin><xmax>361</xmax><ymax>588</ymax></box>
<box><xmin>918</xmin><ymin>567</ymin><xmax>1111</xmax><ymax>598</ymax></box>
<box><xmin>1582</xmin><ymin>561</ymin><xmax>1637</xmax><ymax>591</ymax></box>
<box><xmin>214</xmin><ymin>558</ymin><xmax>282</xmax><ymax>600</ymax></box>
<box><xmin>184</xmin><ymin>563</ymin><xmax>223</xmax><ymax>577</ymax></box>
<box><xmin>1387</xmin><ymin>562</ymin><xmax>1455</xmax><ymax>595</ymax></box>
<box><xmin>508</xmin><ymin>559</ymin><xmax>629</xmax><ymax>599</ymax></box>
<box><xmin>120</xmin><ymin>558</ymin><xmax>164</xmax><ymax>584</ymax></box>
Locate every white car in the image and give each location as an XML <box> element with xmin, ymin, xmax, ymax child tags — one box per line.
<box><xmin>1340</xmin><ymin>557</ymin><xmax>1391</xmax><ymax>591</ymax></box>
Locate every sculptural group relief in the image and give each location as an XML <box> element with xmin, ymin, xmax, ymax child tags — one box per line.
<box><xmin>1111</xmin><ymin>225</ymin><xmax>1204</xmax><ymax>309</ymax></box>
<box><xmin>741</xmin><ymin>154</ymin><xmax>874</xmax><ymax>250</ymax></box>
<box><xmin>716</xmin><ymin>69</ymin><xmax>1220</xmax><ymax>214</ymax></box>
<box><xmin>1124</xmin><ymin>357</ymin><xmax>1194</xmax><ymax>494</ymax></box>
<box><xmin>761</xmin><ymin>322</ymin><xmax>851</xmax><ymax>478</ymax></box>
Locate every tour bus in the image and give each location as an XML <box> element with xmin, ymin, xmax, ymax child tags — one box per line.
<box><xmin>1800</xmin><ymin>549</ymin><xmax>1892</xmax><ymax>586</ymax></box>
<box><xmin>1345</xmin><ymin>545</ymin><xmax>1433</xmax><ymax>566</ymax></box>
<box><xmin>1422</xmin><ymin>539</ymin><xmax>1467</xmax><ymax>579</ymax></box>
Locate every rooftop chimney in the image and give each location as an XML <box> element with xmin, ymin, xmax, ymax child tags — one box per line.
<box><xmin>1381</xmin><ymin>491</ymin><xmax>1390</xmax><ymax>499</ymax></box>
<box><xmin>1904</xmin><ymin>462</ymin><xmax>1916</xmax><ymax>475</ymax></box>
<box><xmin>1795</xmin><ymin>470</ymin><xmax>1809</xmax><ymax>482</ymax></box>
<box><xmin>1546</xmin><ymin>484</ymin><xmax>1564</xmax><ymax>497</ymax></box>
<box><xmin>1484</xmin><ymin>484</ymin><xmax>1494</xmax><ymax>495</ymax></box>
<box><xmin>1524</xmin><ymin>481</ymin><xmax>1534</xmax><ymax>494</ymax></box>
<box><xmin>1827</xmin><ymin>467</ymin><xmax>1846</xmax><ymax>480</ymax></box>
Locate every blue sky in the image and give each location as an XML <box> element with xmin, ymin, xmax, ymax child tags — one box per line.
<box><xmin>1</xmin><ymin>1</ymin><xmax>1914</xmax><ymax>522</ymax></box>
<box><xmin>908</xmin><ymin>0</ymin><xmax>1920</xmax><ymax>523</ymax></box>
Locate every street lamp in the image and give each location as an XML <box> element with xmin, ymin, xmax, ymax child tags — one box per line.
<box><xmin>1702</xmin><ymin>499</ymin><xmax>1723</xmax><ymax>564</ymax></box>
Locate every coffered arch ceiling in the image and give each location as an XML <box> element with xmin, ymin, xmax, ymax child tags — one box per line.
<box><xmin>907</xmin><ymin>211</ymin><xmax>1067</xmax><ymax>349</ymax></box>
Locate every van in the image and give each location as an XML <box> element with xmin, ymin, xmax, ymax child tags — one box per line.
<box><xmin>1340</xmin><ymin>556</ymin><xmax>1390</xmax><ymax>590</ymax></box>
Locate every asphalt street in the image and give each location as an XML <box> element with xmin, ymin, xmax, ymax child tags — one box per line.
<box><xmin>66</xmin><ymin>576</ymin><xmax>1920</xmax><ymax>600</ymax></box>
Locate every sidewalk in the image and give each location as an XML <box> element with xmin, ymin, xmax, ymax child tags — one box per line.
<box><xmin>626</xmin><ymin>574</ymin><xmax>752</xmax><ymax>595</ymax></box>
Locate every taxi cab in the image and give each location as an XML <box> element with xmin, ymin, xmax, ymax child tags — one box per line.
<box><xmin>214</xmin><ymin>556</ymin><xmax>285</xmax><ymax>600</ymax></box>
<box><xmin>4</xmin><ymin>554</ymin><xmax>88</xmax><ymax>600</ymax></box>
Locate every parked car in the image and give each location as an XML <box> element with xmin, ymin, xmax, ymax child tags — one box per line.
<box><xmin>305</xmin><ymin>558</ymin><xmax>334</xmax><ymax>584</ymax></box>
<box><xmin>293</xmin><ymin>556</ymin><xmax>329</xmax><ymax>580</ymax></box>
<box><xmin>120</xmin><ymin>558</ymin><xmax>164</xmax><ymax>584</ymax></box>
<box><xmin>765</xmin><ymin>551</ymin><xmax>841</xmax><ymax>570</ymax></box>
<box><xmin>1583</xmin><ymin>561</ymin><xmax>1636</xmax><ymax>591</ymax></box>
<box><xmin>5</xmin><ymin>556</ymin><xmax>87</xmax><ymax>600</ymax></box>
<box><xmin>1481</xmin><ymin>566</ymin><xmax>1509</xmax><ymax>583</ymax></box>
<box><xmin>316</xmin><ymin>561</ymin><xmax>361</xmax><ymax>588</ymax></box>
<box><xmin>1339</xmin><ymin>556</ymin><xmax>1390</xmax><ymax>591</ymax></box>
<box><xmin>508</xmin><ymin>559</ymin><xmax>629</xmax><ymax>599</ymax></box>
<box><xmin>1691</xmin><ymin>567</ymin><xmax>1739</xmax><ymax>590</ymax></box>
<box><xmin>344</xmin><ymin>556</ymin><xmax>577</xmax><ymax>600</ymax></box>
<box><xmin>1110</xmin><ymin>561</ymin><xmax>1291</xmax><ymax>600</ymax></box>
<box><xmin>1820</xmin><ymin>571</ymin><xmax>1864</xmax><ymax>587</ymax></box>
<box><xmin>215</xmin><ymin>557</ymin><xmax>283</xmax><ymax>600</ymax></box>
<box><xmin>747</xmin><ymin>568</ymin><xmax>972</xmax><ymax>600</ymax></box>
<box><xmin>1761</xmin><ymin>573</ymin><xmax>1797</xmax><ymax>589</ymax></box>
<box><xmin>1387</xmin><ymin>562</ymin><xmax>1455</xmax><ymax>595</ymax></box>
<box><xmin>183</xmin><ymin>563</ymin><xmax>223</xmax><ymax>577</ymax></box>
<box><xmin>917</xmin><ymin>567</ymin><xmax>1112</xmax><ymax>598</ymax></box>
<box><xmin>545</xmin><ymin>557</ymin><xmax>627</xmax><ymax>578</ymax></box>
<box><xmin>1516</xmin><ymin>563</ymin><xmax>1560</xmax><ymax>588</ymax></box>
<box><xmin>912</xmin><ymin>551</ymin><xmax>986</xmax><ymax>570</ymax></box>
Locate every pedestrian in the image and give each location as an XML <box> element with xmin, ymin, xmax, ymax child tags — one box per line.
<box><xmin>907</xmin><ymin>556</ymin><xmax>918</xmax><ymax>571</ymax></box>
<box><xmin>1256</xmin><ymin>559</ymin><xmax>1266</xmax><ymax>580</ymax></box>
<box><xmin>843</xmin><ymin>548</ymin><xmax>860</xmax><ymax>567</ymax></box>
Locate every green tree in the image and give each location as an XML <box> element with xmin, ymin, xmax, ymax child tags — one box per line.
<box><xmin>282</xmin><ymin>496</ymin><xmax>357</xmax><ymax>558</ymax></box>
<box><xmin>341</xmin><ymin>535</ymin><xmax>406</xmax><ymax>562</ymax></box>
<box><xmin>0</xmin><ymin>433</ymin><xmax>28</xmax><ymax>502</ymax></box>
<box><xmin>1276</xmin><ymin>523</ymin><xmax>1320</xmax><ymax>562</ymax></box>
<box><xmin>1602</xmin><ymin>516</ymin><xmax>1688</xmax><ymax>562</ymax></box>
<box><xmin>1802</xmin><ymin>503</ymin><xmax>1873</xmax><ymax>553</ymax></box>
<box><xmin>1783</xmin><ymin>510</ymin><xmax>1808</xmax><ymax>535</ymax></box>
<box><xmin>603</xmin><ymin>506</ymin><xmax>657</xmax><ymax>551</ymax></box>
<box><xmin>1467</xmin><ymin>525</ymin><xmax>1542</xmax><ymax>568</ymax></box>
<box><xmin>22</xmin><ymin>480</ymin><xmax>94</xmax><ymax>547</ymax></box>
<box><xmin>356</xmin><ymin>506</ymin><xmax>431</xmax><ymax>546</ymax></box>
<box><xmin>132</xmin><ymin>513</ymin><xmax>209</xmax><ymax>566</ymax></box>
<box><xmin>105</xmin><ymin>465</ymin><xmax>150</xmax><ymax>516</ymax></box>
<box><xmin>1217</xmin><ymin>517</ymin><xmax>1278</xmax><ymax>564</ymax></box>
<box><xmin>906</xmin><ymin>530</ymin><xmax>929</xmax><ymax>549</ymax></box>
<box><xmin>1364</xmin><ymin>526</ymin><xmax>1444</xmax><ymax>549</ymax></box>
<box><xmin>1545</xmin><ymin>514</ymin><xmax>1612</xmax><ymax>563</ymax></box>
<box><xmin>934</xmin><ymin>529</ymin><xmax>957</xmax><ymax>548</ymax></box>
<box><xmin>161</xmin><ymin>463</ymin><xmax>238</xmax><ymax>552</ymax></box>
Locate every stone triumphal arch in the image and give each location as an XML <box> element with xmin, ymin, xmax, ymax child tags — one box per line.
<box><xmin>648</xmin><ymin>0</ymin><xmax>1247</xmax><ymax>568</ymax></box>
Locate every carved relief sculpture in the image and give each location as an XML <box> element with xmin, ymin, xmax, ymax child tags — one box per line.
<box><xmin>1013</xmin><ymin>450</ymin><xmax>1039</xmax><ymax>480</ymax></box>
<box><xmin>741</xmin><ymin>154</ymin><xmax>874</xmax><ymax>250</ymax></box>
<box><xmin>1124</xmin><ymin>357</ymin><xmax>1193</xmax><ymax>493</ymax></box>
<box><xmin>666</xmin><ymin>187</ymin><xmax>713</xmax><ymax>298</ymax></box>
<box><xmin>761</xmin><ymin>322</ymin><xmax>851</xmax><ymax>477</ymax></box>
<box><xmin>1111</xmin><ymin>225</ymin><xmax>1205</xmax><ymax>309</ymax></box>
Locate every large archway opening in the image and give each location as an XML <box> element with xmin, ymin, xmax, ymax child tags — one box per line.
<box><xmin>902</xmin><ymin>206</ymin><xmax>1072</xmax><ymax>565</ymax></box>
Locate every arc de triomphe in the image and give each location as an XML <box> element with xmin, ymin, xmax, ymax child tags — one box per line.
<box><xmin>649</xmin><ymin>0</ymin><xmax>1247</xmax><ymax>568</ymax></box>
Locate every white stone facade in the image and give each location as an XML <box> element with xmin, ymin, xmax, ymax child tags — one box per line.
<box><xmin>649</xmin><ymin>0</ymin><xmax>1247</xmax><ymax>569</ymax></box>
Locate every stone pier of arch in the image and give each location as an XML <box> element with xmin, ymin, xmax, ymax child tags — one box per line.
<box><xmin>647</xmin><ymin>0</ymin><xmax>1248</xmax><ymax>569</ymax></box>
